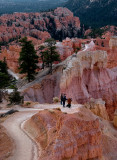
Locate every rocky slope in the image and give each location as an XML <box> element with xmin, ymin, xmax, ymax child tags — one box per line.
<box><xmin>24</xmin><ymin>107</ymin><xmax>102</xmax><ymax>160</ymax></box>
<box><xmin>65</xmin><ymin>0</ymin><xmax>117</xmax><ymax>27</ymax></box>
<box><xmin>0</xmin><ymin>124</ymin><xmax>13</xmax><ymax>160</ymax></box>
<box><xmin>0</xmin><ymin>7</ymin><xmax>80</xmax><ymax>42</ymax></box>
<box><xmin>23</xmin><ymin>103</ymin><xmax>117</xmax><ymax>160</ymax></box>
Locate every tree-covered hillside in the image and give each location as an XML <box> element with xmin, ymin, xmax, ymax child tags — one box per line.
<box><xmin>0</xmin><ymin>0</ymin><xmax>67</xmax><ymax>15</ymax></box>
<box><xmin>65</xmin><ymin>0</ymin><xmax>117</xmax><ymax>27</ymax></box>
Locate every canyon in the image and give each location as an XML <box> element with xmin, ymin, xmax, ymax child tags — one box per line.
<box><xmin>0</xmin><ymin>6</ymin><xmax>117</xmax><ymax>160</ymax></box>
<box><xmin>0</xmin><ymin>7</ymin><xmax>80</xmax><ymax>43</ymax></box>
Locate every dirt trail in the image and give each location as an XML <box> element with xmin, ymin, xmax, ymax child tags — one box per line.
<box><xmin>2</xmin><ymin>111</ymin><xmax>39</xmax><ymax>160</ymax></box>
<box><xmin>1</xmin><ymin>104</ymin><xmax>83</xmax><ymax>160</ymax></box>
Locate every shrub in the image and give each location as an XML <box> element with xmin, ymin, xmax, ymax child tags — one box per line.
<box><xmin>25</xmin><ymin>102</ymin><xmax>31</xmax><ymax>106</ymax></box>
<box><xmin>53</xmin><ymin>97</ymin><xmax>59</xmax><ymax>103</ymax></box>
<box><xmin>8</xmin><ymin>88</ymin><xmax>24</xmax><ymax>105</ymax></box>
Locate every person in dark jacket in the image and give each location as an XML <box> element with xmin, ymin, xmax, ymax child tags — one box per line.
<box><xmin>62</xmin><ymin>94</ymin><xmax>67</xmax><ymax>107</ymax></box>
<box><xmin>60</xmin><ymin>93</ymin><xmax>63</xmax><ymax>105</ymax></box>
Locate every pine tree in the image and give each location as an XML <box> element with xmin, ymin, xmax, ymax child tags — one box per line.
<box><xmin>8</xmin><ymin>87</ymin><xmax>24</xmax><ymax>105</ymax></box>
<box><xmin>0</xmin><ymin>59</ymin><xmax>10</xmax><ymax>89</ymax></box>
<box><xmin>38</xmin><ymin>45</ymin><xmax>46</xmax><ymax>69</ymax></box>
<box><xmin>19</xmin><ymin>37</ymin><xmax>39</xmax><ymax>82</ymax></box>
<box><xmin>0</xmin><ymin>58</ymin><xmax>8</xmax><ymax>74</ymax></box>
<box><xmin>0</xmin><ymin>59</ymin><xmax>11</xmax><ymax>102</ymax></box>
<box><xmin>44</xmin><ymin>38</ymin><xmax>60</xmax><ymax>74</ymax></box>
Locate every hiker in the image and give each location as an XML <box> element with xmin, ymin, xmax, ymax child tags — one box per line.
<box><xmin>60</xmin><ymin>93</ymin><xmax>64</xmax><ymax>105</ymax></box>
<box><xmin>66</xmin><ymin>98</ymin><xmax>72</xmax><ymax>108</ymax></box>
<box><xmin>63</xmin><ymin>94</ymin><xmax>67</xmax><ymax>107</ymax></box>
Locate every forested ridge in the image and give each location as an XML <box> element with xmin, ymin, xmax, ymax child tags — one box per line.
<box><xmin>65</xmin><ymin>0</ymin><xmax>117</xmax><ymax>27</ymax></box>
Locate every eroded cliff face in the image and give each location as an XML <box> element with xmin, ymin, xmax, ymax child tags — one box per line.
<box><xmin>60</xmin><ymin>50</ymin><xmax>108</xmax><ymax>101</ymax></box>
<box><xmin>60</xmin><ymin>50</ymin><xmax>117</xmax><ymax>119</ymax></box>
<box><xmin>24</xmin><ymin>108</ymin><xmax>102</xmax><ymax>160</ymax></box>
<box><xmin>0</xmin><ymin>45</ymin><xmax>20</xmax><ymax>73</ymax></box>
<box><xmin>93</xmin><ymin>35</ymin><xmax>117</xmax><ymax>69</ymax></box>
<box><xmin>22</xmin><ymin>49</ymin><xmax>117</xmax><ymax>119</ymax></box>
<box><xmin>84</xmin><ymin>98</ymin><xmax>109</xmax><ymax>121</ymax></box>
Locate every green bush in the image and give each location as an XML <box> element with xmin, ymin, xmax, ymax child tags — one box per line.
<box><xmin>8</xmin><ymin>88</ymin><xmax>24</xmax><ymax>105</ymax></box>
<box><xmin>53</xmin><ymin>97</ymin><xmax>59</xmax><ymax>103</ymax></box>
<box><xmin>25</xmin><ymin>102</ymin><xmax>31</xmax><ymax>106</ymax></box>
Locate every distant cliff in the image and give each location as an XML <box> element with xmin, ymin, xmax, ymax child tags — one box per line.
<box><xmin>0</xmin><ymin>7</ymin><xmax>80</xmax><ymax>42</ymax></box>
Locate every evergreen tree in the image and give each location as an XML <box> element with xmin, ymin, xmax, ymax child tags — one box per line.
<box><xmin>0</xmin><ymin>59</ymin><xmax>11</xmax><ymax>102</ymax></box>
<box><xmin>8</xmin><ymin>87</ymin><xmax>24</xmax><ymax>105</ymax></box>
<box><xmin>0</xmin><ymin>58</ymin><xmax>8</xmax><ymax>74</ymax></box>
<box><xmin>0</xmin><ymin>59</ymin><xmax>10</xmax><ymax>88</ymax></box>
<box><xmin>19</xmin><ymin>37</ymin><xmax>39</xmax><ymax>82</ymax></box>
<box><xmin>0</xmin><ymin>72</ymin><xmax>10</xmax><ymax>89</ymax></box>
<box><xmin>38</xmin><ymin>45</ymin><xmax>46</xmax><ymax>69</ymax></box>
<box><xmin>44</xmin><ymin>38</ymin><xmax>60</xmax><ymax>74</ymax></box>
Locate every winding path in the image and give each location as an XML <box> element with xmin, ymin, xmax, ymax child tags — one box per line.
<box><xmin>2</xmin><ymin>111</ymin><xmax>39</xmax><ymax>160</ymax></box>
<box><xmin>1</xmin><ymin>104</ymin><xmax>83</xmax><ymax>160</ymax></box>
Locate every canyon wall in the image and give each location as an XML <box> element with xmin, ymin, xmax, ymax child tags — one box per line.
<box><xmin>22</xmin><ymin>49</ymin><xmax>117</xmax><ymax>119</ymax></box>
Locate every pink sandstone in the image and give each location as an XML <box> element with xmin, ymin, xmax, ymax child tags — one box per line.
<box><xmin>21</xmin><ymin>49</ymin><xmax>117</xmax><ymax>119</ymax></box>
<box><xmin>24</xmin><ymin>108</ymin><xmax>102</xmax><ymax>160</ymax></box>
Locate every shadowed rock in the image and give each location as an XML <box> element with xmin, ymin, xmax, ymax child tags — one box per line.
<box><xmin>0</xmin><ymin>109</ymin><xmax>19</xmax><ymax>118</ymax></box>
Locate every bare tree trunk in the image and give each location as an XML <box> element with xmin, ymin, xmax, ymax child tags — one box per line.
<box><xmin>50</xmin><ymin>63</ymin><xmax>52</xmax><ymax>75</ymax></box>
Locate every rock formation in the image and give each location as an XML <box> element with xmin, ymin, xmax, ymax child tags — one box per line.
<box><xmin>84</xmin><ymin>98</ymin><xmax>109</xmax><ymax>120</ymax></box>
<box><xmin>56</xmin><ymin>37</ymin><xmax>82</xmax><ymax>61</ymax></box>
<box><xmin>0</xmin><ymin>125</ymin><xmax>13</xmax><ymax>160</ymax></box>
<box><xmin>0</xmin><ymin>45</ymin><xmax>21</xmax><ymax>73</ymax></box>
<box><xmin>60</xmin><ymin>50</ymin><xmax>117</xmax><ymax>119</ymax></box>
<box><xmin>24</xmin><ymin>107</ymin><xmax>102</xmax><ymax>160</ymax></box>
<box><xmin>21</xmin><ymin>49</ymin><xmax>117</xmax><ymax>119</ymax></box>
<box><xmin>113</xmin><ymin>110</ymin><xmax>117</xmax><ymax>128</ymax></box>
<box><xmin>93</xmin><ymin>35</ymin><xmax>117</xmax><ymax>68</ymax></box>
<box><xmin>0</xmin><ymin>7</ymin><xmax>80</xmax><ymax>42</ymax></box>
<box><xmin>60</xmin><ymin>50</ymin><xmax>108</xmax><ymax>100</ymax></box>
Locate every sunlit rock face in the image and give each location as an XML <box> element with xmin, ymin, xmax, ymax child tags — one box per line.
<box><xmin>24</xmin><ymin>108</ymin><xmax>102</xmax><ymax>160</ymax></box>
<box><xmin>22</xmin><ymin>49</ymin><xmax>117</xmax><ymax>119</ymax></box>
<box><xmin>60</xmin><ymin>50</ymin><xmax>117</xmax><ymax>119</ymax></box>
<box><xmin>109</xmin><ymin>36</ymin><xmax>117</xmax><ymax>49</ymax></box>
<box><xmin>108</xmin><ymin>36</ymin><xmax>117</xmax><ymax>68</ymax></box>
<box><xmin>85</xmin><ymin>98</ymin><xmax>109</xmax><ymax>120</ymax></box>
<box><xmin>56</xmin><ymin>37</ymin><xmax>82</xmax><ymax>61</ymax></box>
<box><xmin>93</xmin><ymin>35</ymin><xmax>117</xmax><ymax>68</ymax></box>
<box><xmin>113</xmin><ymin>110</ymin><xmax>117</xmax><ymax>128</ymax></box>
<box><xmin>0</xmin><ymin>45</ymin><xmax>20</xmax><ymax>73</ymax></box>
<box><xmin>60</xmin><ymin>50</ymin><xmax>108</xmax><ymax>96</ymax></box>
